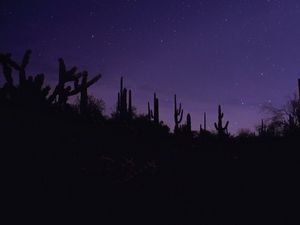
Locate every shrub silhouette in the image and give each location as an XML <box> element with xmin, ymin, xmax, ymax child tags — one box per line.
<box><xmin>261</xmin><ymin>94</ymin><xmax>300</xmax><ymax>136</ymax></box>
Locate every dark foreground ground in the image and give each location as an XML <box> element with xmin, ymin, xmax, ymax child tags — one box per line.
<box><xmin>2</xmin><ymin>108</ymin><xmax>300</xmax><ymax>225</ymax></box>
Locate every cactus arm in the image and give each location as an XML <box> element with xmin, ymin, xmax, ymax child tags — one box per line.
<box><xmin>48</xmin><ymin>86</ymin><xmax>60</xmax><ymax>103</ymax></box>
<box><xmin>21</xmin><ymin>50</ymin><xmax>31</xmax><ymax>69</ymax></box>
<box><xmin>214</xmin><ymin>122</ymin><xmax>218</xmax><ymax>130</ymax></box>
<box><xmin>224</xmin><ymin>121</ymin><xmax>229</xmax><ymax>130</ymax></box>
<box><xmin>68</xmin><ymin>87</ymin><xmax>81</xmax><ymax>96</ymax></box>
<box><xmin>178</xmin><ymin>109</ymin><xmax>183</xmax><ymax>123</ymax></box>
<box><xmin>86</xmin><ymin>74</ymin><xmax>101</xmax><ymax>87</ymax></box>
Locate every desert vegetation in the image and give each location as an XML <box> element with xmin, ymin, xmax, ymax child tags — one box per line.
<box><xmin>1</xmin><ymin>50</ymin><xmax>300</xmax><ymax>224</ymax></box>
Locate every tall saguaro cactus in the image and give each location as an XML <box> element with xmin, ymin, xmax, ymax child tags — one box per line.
<box><xmin>214</xmin><ymin>105</ymin><xmax>229</xmax><ymax>135</ymax></box>
<box><xmin>200</xmin><ymin>112</ymin><xmax>207</xmax><ymax>132</ymax></box>
<box><xmin>0</xmin><ymin>53</ymin><xmax>14</xmax><ymax>87</ymax></box>
<box><xmin>186</xmin><ymin>113</ymin><xmax>192</xmax><ymax>133</ymax></box>
<box><xmin>117</xmin><ymin>77</ymin><xmax>133</xmax><ymax>119</ymax></box>
<box><xmin>48</xmin><ymin>58</ymin><xmax>81</xmax><ymax>106</ymax></box>
<box><xmin>296</xmin><ymin>78</ymin><xmax>300</xmax><ymax>126</ymax></box>
<box><xmin>128</xmin><ymin>89</ymin><xmax>133</xmax><ymax>119</ymax></box>
<box><xmin>1</xmin><ymin>50</ymin><xmax>33</xmax><ymax>87</ymax></box>
<box><xmin>298</xmin><ymin>78</ymin><xmax>300</xmax><ymax>100</ymax></box>
<box><xmin>76</xmin><ymin>71</ymin><xmax>101</xmax><ymax>114</ymax></box>
<box><xmin>174</xmin><ymin>94</ymin><xmax>183</xmax><ymax>132</ymax></box>
<box><xmin>258</xmin><ymin>119</ymin><xmax>267</xmax><ymax>136</ymax></box>
<box><xmin>7</xmin><ymin>49</ymin><xmax>32</xmax><ymax>86</ymax></box>
<box><xmin>48</xmin><ymin>58</ymin><xmax>100</xmax><ymax>110</ymax></box>
<box><xmin>148</xmin><ymin>93</ymin><xmax>159</xmax><ymax>124</ymax></box>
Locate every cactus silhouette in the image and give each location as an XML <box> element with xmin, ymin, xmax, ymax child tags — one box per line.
<box><xmin>214</xmin><ymin>105</ymin><xmax>229</xmax><ymax>135</ymax></box>
<box><xmin>186</xmin><ymin>113</ymin><xmax>192</xmax><ymax>133</ymax></box>
<box><xmin>298</xmin><ymin>78</ymin><xmax>300</xmax><ymax>100</ymax></box>
<box><xmin>63</xmin><ymin>73</ymin><xmax>101</xmax><ymax>111</ymax></box>
<box><xmin>6</xmin><ymin>49</ymin><xmax>32</xmax><ymax>86</ymax></box>
<box><xmin>74</xmin><ymin>71</ymin><xmax>101</xmax><ymax>115</ymax></box>
<box><xmin>0</xmin><ymin>50</ymin><xmax>101</xmax><ymax>113</ymax></box>
<box><xmin>200</xmin><ymin>112</ymin><xmax>207</xmax><ymax>132</ymax></box>
<box><xmin>0</xmin><ymin>50</ymin><xmax>51</xmax><ymax>103</ymax></box>
<box><xmin>48</xmin><ymin>58</ymin><xmax>83</xmax><ymax>107</ymax></box>
<box><xmin>174</xmin><ymin>94</ymin><xmax>183</xmax><ymax>133</ymax></box>
<box><xmin>147</xmin><ymin>93</ymin><xmax>159</xmax><ymax>124</ymax></box>
<box><xmin>127</xmin><ymin>90</ymin><xmax>133</xmax><ymax>119</ymax></box>
<box><xmin>117</xmin><ymin>77</ymin><xmax>133</xmax><ymax>119</ymax></box>
<box><xmin>258</xmin><ymin>119</ymin><xmax>267</xmax><ymax>136</ymax></box>
<box><xmin>0</xmin><ymin>53</ymin><xmax>14</xmax><ymax>87</ymax></box>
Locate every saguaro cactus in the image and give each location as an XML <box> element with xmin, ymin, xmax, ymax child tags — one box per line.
<box><xmin>48</xmin><ymin>59</ymin><xmax>100</xmax><ymax>110</ymax></box>
<box><xmin>258</xmin><ymin>119</ymin><xmax>267</xmax><ymax>136</ymax></box>
<box><xmin>200</xmin><ymin>112</ymin><xmax>207</xmax><ymax>132</ymax></box>
<box><xmin>186</xmin><ymin>113</ymin><xmax>192</xmax><ymax>133</ymax></box>
<box><xmin>117</xmin><ymin>77</ymin><xmax>133</xmax><ymax>119</ymax></box>
<box><xmin>174</xmin><ymin>94</ymin><xmax>183</xmax><ymax>132</ymax></box>
<box><xmin>214</xmin><ymin>105</ymin><xmax>229</xmax><ymax>135</ymax></box>
<box><xmin>147</xmin><ymin>93</ymin><xmax>159</xmax><ymax>124</ymax></box>
<box><xmin>0</xmin><ymin>51</ymin><xmax>51</xmax><ymax>102</ymax></box>
<box><xmin>298</xmin><ymin>78</ymin><xmax>300</xmax><ymax>100</ymax></box>
<box><xmin>76</xmin><ymin>71</ymin><xmax>101</xmax><ymax>114</ymax></box>
<box><xmin>7</xmin><ymin>49</ymin><xmax>32</xmax><ymax>86</ymax></box>
<box><xmin>48</xmin><ymin>58</ymin><xmax>81</xmax><ymax>106</ymax></box>
<box><xmin>128</xmin><ymin>89</ymin><xmax>133</xmax><ymax>119</ymax></box>
<box><xmin>0</xmin><ymin>53</ymin><xmax>14</xmax><ymax>86</ymax></box>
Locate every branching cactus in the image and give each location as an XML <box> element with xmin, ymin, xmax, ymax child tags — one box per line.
<box><xmin>0</xmin><ymin>51</ymin><xmax>50</xmax><ymax>102</ymax></box>
<box><xmin>147</xmin><ymin>93</ymin><xmax>159</xmax><ymax>124</ymax></box>
<box><xmin>117</xmin><ymin>77</ymin><xmax>133</xmax><ymax>119</ymax></box>
<box><xmin>174</xmin><ymin>94</ymin><xmax>183</xmax><ymax>132</ymax></box>
<box><xmin>214</xmin><ymin>105</ymin><xmax>229</xmax><ymax>136</ymax></box>
<box><xmin>6</xmin><ymin>49</ymin><xmax>32</xmax><ymax>86</ymax></box>
<box><xmin>48</xmin><ymin>58</ymin><xmax>82</xmax><ymax>106</ymax></box>
<box><xmin>48</xmin><ymin>58</ymin><xmax>101</xmax><ymax>110</ymax></box>
<box><xmin>74</xmin><ymin>71</ymin><xmax>101</xmax><ymax>114</ymax></box>
<box><xmin>0</xmin><ymin>50</ymin><xmax>101</xmax><ymax>110</ymax></box>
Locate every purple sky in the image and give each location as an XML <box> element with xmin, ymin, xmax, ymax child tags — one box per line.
<box><xmin>1</xmin><ymin>0</ymin><xmax>300</xmax><ymax>133</ymax></box>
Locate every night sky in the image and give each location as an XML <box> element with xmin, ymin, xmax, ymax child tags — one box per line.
<box><xmin>1</xmin><ymin>0</ymin><xmax>300</xmax><ymax>133</ymax></box>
